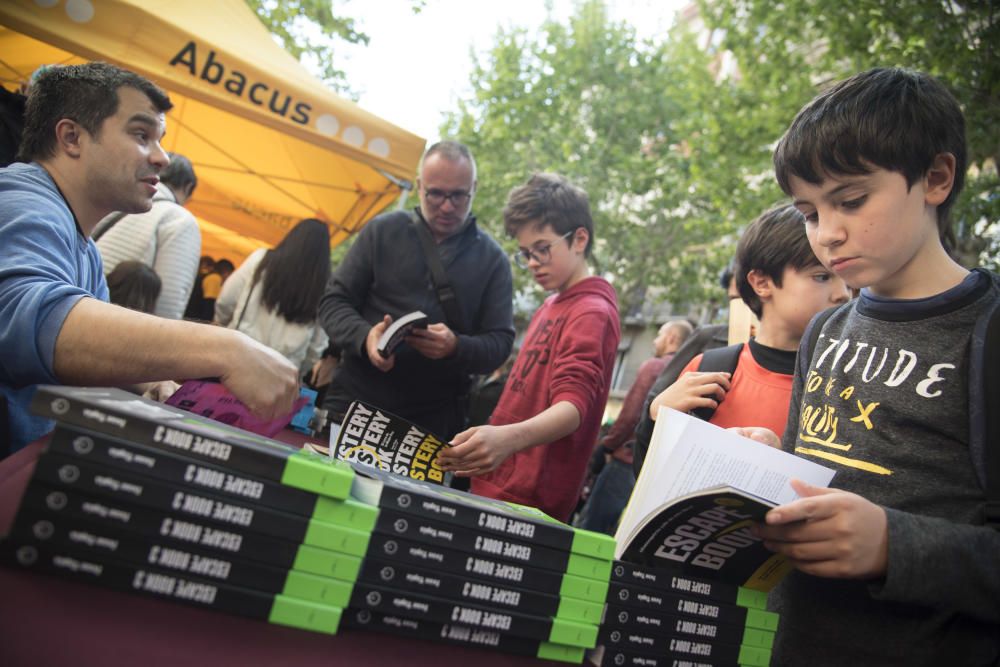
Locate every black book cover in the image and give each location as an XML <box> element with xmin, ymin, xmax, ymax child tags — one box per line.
<box><xmin>47</xmin><ymin>425</ymin><xmax>320</xmax><ymax>517</ymax></box>
<box><xmin>372</xmin><ymin>507</ymin><xmax>574</xmax><ymax>574</ymax></box>
<box><xmin>348</xmin><ymin>581</ymin><xmax>598</xmax><ymax>648</ymax></box>
<box><xmin>350</xmin><ymin>463</ymin><xmax>614</xmax><ymax>559</ymax></box>
<box><xmin>601</xmin><ymin>604</ymin><xmax>770</xmax><ymax>649</ymax></box>
<box><xmin>598</xmin><ymin>626</ymin><xmax>765</xmax><ymax>666</ymax></box>
<box><xmin>610</xmin><ymin>560</ymin><xmax>767</xmax><ymax>610</ymax></box>
<box><xmin>342</xmin><ymin>608</ymin><xmax>584</xmax><ymax>664</ymax></box>
<box><xmin>0</xmin><ymin>539</ymin><xmax>343</xmax><ymax>634</ymax></box>
<box><xmin>364</xmin><ymin>532</ymin><xmax>570</xmax><ymax>597</ymax></box>
<box><xmin>605</xmin><ymin>581</ymin><xmax>765</xmax><ymax>628</ymax></box>
<box><xmin>15</xmin><ymin>481</ymin><xmax>365</xmax><ymax>571</ymax></box>
<box><xmin>9</xmin><ymin>506</ymin><xmax>362</xmax><ymax>593</ymax></box>
<box><xmin>375</xmin><ymin>311</ymin><xmax>428</xmax><ymax>358</ymax></box>
<box><xmin>31</xmin><ymin>451</ymin><xmax>316</xmax><ymax>543</ymax></box>
<box><xmin>357</xmin><ymin>556</ymin><xmax>561</xmax><ymax>618</ymax></box>
<box><xmin>600</xmin><ymin>643</ymin><xmax>772</xmax><ymax>667</ymax></box>
<box><xmin>29</xmin><ymin>385</ymin><xmax>352</xmax><ymax>496</ymax></box>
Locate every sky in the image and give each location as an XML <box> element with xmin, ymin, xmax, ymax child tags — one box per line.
<box><xmin>335</xmin><ymin>0</ymin><xmax>691</xmax><ymax>142</ymax></box>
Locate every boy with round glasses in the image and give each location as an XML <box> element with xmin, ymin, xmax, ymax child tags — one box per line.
<box><xmin>439</xmin><ymin>173</ymin><xmax>620</xmax><ymax>522</ymax></box>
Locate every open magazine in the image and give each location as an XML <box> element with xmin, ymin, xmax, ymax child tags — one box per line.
<box><xmin>614</xmin><ymin>408</ymin><xmax>835</xmax><ymax>591</ymax></box>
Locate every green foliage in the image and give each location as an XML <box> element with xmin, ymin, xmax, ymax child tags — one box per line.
<box><xmin>698</xmin><ymin>0</ymin><xmax>1000</xmax><ymax>267</ymax></box>
<box><xmin>446</xmin><ymin>0</ymin><xmax>998</xmax><ymax>319</ymax></box>
<box><xmin>444</xmin><ymin>2</ymin><xmax>745</xmax><ymax>317</ymax></box>
<box><xmin>245</xmin><ymin>0</ymin><xmax>369</xmax><ymax>94</ymax></box>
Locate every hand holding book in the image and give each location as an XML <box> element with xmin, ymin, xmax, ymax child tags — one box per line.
<box><xmin>754</xmin><ymin>478</ymin><xmax>890</xmax><ymax>579</ymax></box>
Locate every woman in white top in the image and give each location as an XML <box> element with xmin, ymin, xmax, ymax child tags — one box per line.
<box><xmin>214</xmin><ymin>218</ymin><xmax>330</xmax><ymax>375</ymax></box>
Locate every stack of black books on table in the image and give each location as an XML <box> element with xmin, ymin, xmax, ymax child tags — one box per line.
<box><xmin>0</xmin><ymin>385</ymin><xmax>375</xmax><ymax>635</ymax></box>
<box><xmin>596</xmin><ymin>560</ymin><xmax>777</xmax><ymax>667</ymax></box>
<box><xmin>339</xmin><ymin>464</ymin><xmax>617</xmax><ymax>664</ymax></box>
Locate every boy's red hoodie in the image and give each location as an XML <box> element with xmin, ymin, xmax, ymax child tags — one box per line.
<box><xmin>471</xmin><ymin>276</ymin><xmax>620</xmax><ymax>521</ymax></box>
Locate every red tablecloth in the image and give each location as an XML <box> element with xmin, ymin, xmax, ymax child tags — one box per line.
<box><xmin>0</xmin><ymin>440</ymin><xmax>564</xmax><ymax>667</ymax></box>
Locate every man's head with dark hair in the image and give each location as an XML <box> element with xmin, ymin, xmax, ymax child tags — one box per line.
<box><xmin>773</xmin><ymin>67</ymin><xmax>966</xmax><ymax>237</ymax></box>
<box><xmin>503</xmin><ymin>173</ymin><xmax>594</xmax><ymax>258</ymax></box>
<box><xmin>17</xmin><ymin>61</ymin><xmax>172</xmax><ymax>163</ymax></box>
<box><xmin>735</xmin><ymin>204</ymin><xmax>821</xmax><ymax>318</ymax></box>
<box><xmin>214</xmin><ymin>259</ymin><xmax>235</xmax><ymax>278</ymax></box>
<box><xmin>160</xmin><ymin>153</ymin><xmax>197</xmax><ymax>203</ymax></box>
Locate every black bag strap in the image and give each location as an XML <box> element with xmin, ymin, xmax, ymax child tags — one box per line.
<box><xmin>90</xmin><ymin>211</ymin><xmax>128</xmax><ymax>243</ymax></box>
<box><xmin>411</xmin><ymin>210</ymin><xmax>463</xmax><ymax>327</ymax></box>
<box><xmin>691</xmin><ymin>343</ymin><xmax>743</xmax><ymax>421</ymax></box>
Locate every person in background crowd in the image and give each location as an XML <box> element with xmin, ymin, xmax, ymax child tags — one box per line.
<box><xmin>184</xmin><ymin>254</ymin><xmax>215</xmax><ymax>320</ymax></box>
<box><xmin>94</xmin><ymin>152</ymin><xmax>201</xmax><ymax>320</ymax></box>
<box><xmin>214</xmin><ymin>218</ymin><xmax>330</xmax><ymax>376</ymax></box>
<box><xmin>106</xmin><ymin>260</ymin><xmax>161</xmax><ymax>314</ymax></box>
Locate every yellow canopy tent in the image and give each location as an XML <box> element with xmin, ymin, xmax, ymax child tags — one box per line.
<box><xmin>0</xmin><ymin>0</ymin><xmax>426</xmax><ymax>262</ymax></box>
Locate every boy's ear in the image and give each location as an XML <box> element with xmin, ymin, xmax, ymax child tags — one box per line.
<box><xmin>571</xmin><ymin>227</ymin><xmax>589</xmax><ymax>254</ymax></box>
<box><xmin>923</xmin><ymin>152</ymin><xmax>956</xmax><ymax>206</ymax></box>
<box><xmin>745</xmin><ymin>269</ymin><xmax>774</xmax><ymax>300</ymax></box>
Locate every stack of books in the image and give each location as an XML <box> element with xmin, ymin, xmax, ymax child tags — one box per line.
<box><xmin>339</xmin><ymin>464</ymin><xmax>617</xmax><ymax>663</ymax></box>
<box><xmin>0</xmin><ymin>385</ymin><xmax>375</xmax><ymax>635</ymax></box>
<box><xmin>596</xmin><ymin>560</ymin><xmax>777</xmax><ymax>667</ymax></box>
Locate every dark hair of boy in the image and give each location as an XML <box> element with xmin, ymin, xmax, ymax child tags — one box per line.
<box><xmin>106</xmin><ymin>261</ymin><xmax>162</xmax><ymax>314</ymax></box>
<box><xmin>502</xmin><ymin>173</ymin><xmax>594</xmax><ymax>257</ymax></box>
<box><xmin>253</xmin><ymin>218</ymin><xmax>331</xmax><ymax>324</ymax></box>
<box><xmin>160</xmin><ymin>152</ymin><xmax>197</xmax><ymax>196</ymax></box>
<box><xmin>772</xmin><ymin>67</ymin><xmax>966</xmax><ymax>245</ymax></box>
<box><xmin>17</xmin><ymin>61</ymin><xmax>172</xmax><ymax>163</ymax></box>
<box><xmin>734</xmin><ymin>204</ymin><xmax>815</xmax><ymax>318</ymax></box>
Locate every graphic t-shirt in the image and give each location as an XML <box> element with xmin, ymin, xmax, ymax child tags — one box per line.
<box><xmin>771</xmin><ymin>269</ymin><xmax>1000</xmax><ymax>666</ymax></box>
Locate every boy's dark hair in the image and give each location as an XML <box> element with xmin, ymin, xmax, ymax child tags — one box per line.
<box><xmin>503</xmin><ymin>173</ymin><xmax>594</xmax><ymax>257</ymax></box>
<box><xmin>735</xmin><ymin>204</ymin><xmax>816</xmax><ymax>318</ymax></box>
<box><xmin>17</xmin><ymin>61</ymin><xmax>172</xmax><ymax>163</ymax></box>
<box><xmin>160</xmin><ymin>153</ymin><xmax>197</xmax><ymax>195</ymax></box>
<box><xmin>773</xmin><ymin>67</ymin><xmax>966</xmax><ymax>240</ymax></box>
<box><xmin>254</xmin><ymin>218</ymin><xmax>331</xmax><ymax>324</ymax></box>
<box><xmin>107</xmin><ymin>261</ymin><xmax>162</xmax><ymax>314</ymax></box>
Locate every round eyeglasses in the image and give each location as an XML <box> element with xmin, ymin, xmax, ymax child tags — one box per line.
<box><xmin>512</xmin><ymin>230</ymin><xmax>576</xmax><ymax>269</ymax></box>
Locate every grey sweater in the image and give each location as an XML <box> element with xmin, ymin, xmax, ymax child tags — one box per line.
<box><xmin>772</xmin><ymin>269</ymin><xmax>1000</xmax><ymax>666</ymax></box>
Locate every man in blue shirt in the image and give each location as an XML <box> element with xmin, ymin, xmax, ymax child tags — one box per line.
<box><xmin>0</xmin><ymin>62</ymin><xmax>300</xmax><ymax>454</ymax></box>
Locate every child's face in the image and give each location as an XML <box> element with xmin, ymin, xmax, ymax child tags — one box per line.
<box><xmin>789</xmin><ymin>168</ymin><xmax>942</xmax><ymax>298</ymax></box>
<box><xmin>514</xmin><ymin>223</ymin><xmax>589</xmax><ymax>293</ymax></box>
<box><xmin>768</xmin><ymin>264</ymin><xmax>851</xmax><ymax>338</ymax></box>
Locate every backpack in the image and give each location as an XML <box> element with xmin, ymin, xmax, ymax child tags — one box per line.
<box><xmin>691</xmin><ymin>343</ymin><xmax>744</xmax><ymax>422</ymax></box>
<box><xmin>802</xmin><ymin>277</ymin><xmax>1000</xmax><ymax>529</ymax></box>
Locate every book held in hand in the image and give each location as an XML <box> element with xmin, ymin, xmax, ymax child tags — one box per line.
<box><xmin>331</xmin><ymin>401</ymin><xmax>448</xmax><ymax>484</ymax></box>
<box><xmin>376</xmin><ymin>310</ymin><xmax>428</xmax><ymax>358</ymax></box>
<box><xmin>614</xmin><ymin>408</ymin><xmax>835</xmax><ymax>592</ymax></box>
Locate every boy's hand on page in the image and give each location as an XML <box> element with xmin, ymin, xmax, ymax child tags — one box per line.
<box><xmin>754</xmin><ymin>479</ymin><xmax>889</xmax><ymax>579</ymax></box>
<box><xmin>406</xmin><ymin>323</ymin><xmax>458</xmax><ymax>360</ymax></box>
<box><xmin>365</xmin><ymin>315</ymin><xmax>395</xmax><ymax>372</ymax></box>
<box><xmin>438</xmin><ymin>424</ymin><xmax>521</xmax><ymax>477</ymax></box>
<box><xmin>728</xmin><ymin>426</ymin><xmax>781</xmax><ymax>448</ymax></box>
<box><xmin>649</xmin><ymin>371</ymin><xmax>732</xmax><ymax>420</ymax></box>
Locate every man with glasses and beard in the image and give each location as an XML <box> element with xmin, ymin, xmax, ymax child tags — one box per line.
<box><xmin>318</xmin><ymin>141</ymin><xmax>514</xmax><ymax>444</ymax></box>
